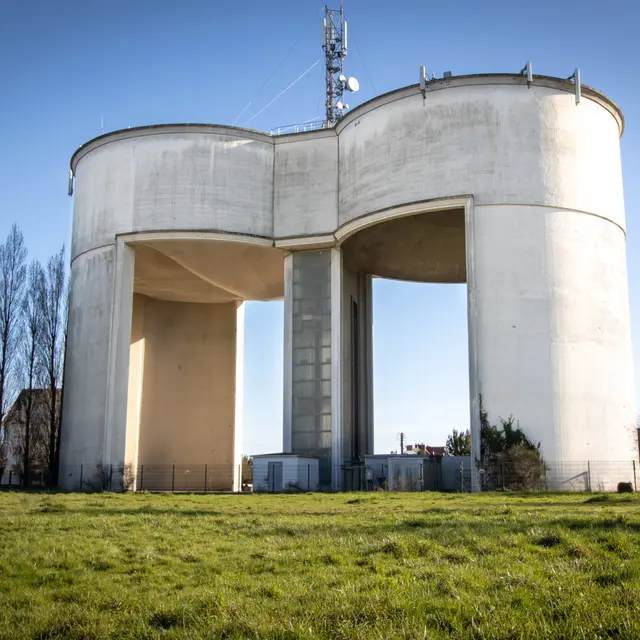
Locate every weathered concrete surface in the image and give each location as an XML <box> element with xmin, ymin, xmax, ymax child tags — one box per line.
<box><xmin>274</xmin><ymin>132</ymin><xmax>338</xmax><ymax>238</ymax></box>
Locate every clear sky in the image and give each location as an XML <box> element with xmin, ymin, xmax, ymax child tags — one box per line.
<box><xmin>0</xmin><ymin>0</ymin><xmax>638</xmax><ymax>456</ymax></box>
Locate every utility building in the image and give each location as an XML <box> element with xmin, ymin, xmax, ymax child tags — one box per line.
<box><xmin>60</xmin><ymin>72</ymin><xmax>637</xmax><ymax>491</ymax></box>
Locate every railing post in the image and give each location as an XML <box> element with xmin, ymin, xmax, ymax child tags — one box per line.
<box><xmin>204</xmin><ymin>464</ymin><xmax>208</xmax><ymax>494</ymax></box>
<box><xmin>140</xmin><ymin>465</ymin><xmax>144</xmax><ymax>491</ymax></box>
<box><xmin>172</xmin><ymin>465</ymin><xmax>175</xmax><ymax>493</ymax></box>
<box><xmin>80</xmin><ymin>464</ymin><xmax>84</xmax><ymax>491</ymax></box>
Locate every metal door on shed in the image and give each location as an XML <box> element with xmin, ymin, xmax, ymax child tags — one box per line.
<box><xmin>268</xmin><ymin>461</ymin><xmax>283</xmax><ymax>492</ymax></box>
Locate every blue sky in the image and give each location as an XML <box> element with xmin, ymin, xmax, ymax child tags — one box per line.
<box><xmin>0</xmin><ymin>0</ymin><xmax>638</xmax><ymax>455</ymax></box>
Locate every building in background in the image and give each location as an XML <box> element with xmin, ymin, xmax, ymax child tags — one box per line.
<box><xmin>0</xmin><ymin>389</ymin><xmax>59</xmax><ymax>486</ymax></box>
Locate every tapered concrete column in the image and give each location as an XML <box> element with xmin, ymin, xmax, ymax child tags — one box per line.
<box><xmin>283</xmin><ymin>248</ymin><xmax>342</xmax><ymax>489</ymax></box>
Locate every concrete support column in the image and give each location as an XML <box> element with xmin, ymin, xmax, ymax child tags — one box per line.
<box><xmin>472</xmin><ymin>204</ymin><xmax>637</xmax><ymax>489</ymax></box>
<box><xmin>233</xmin><ymin>301</ymin><xmax>245</xmax><ymax>492</ymax></box>
<box><xmin>105</xmin><ymin>240</ymin><xmax>136</xmax><ymax>468</ymax></box>
<box><xmin>283</xmin><ymin>249</ymin><xmax>342</xmax><ymax>489</ymax></box>
<box><xmin>59</xmin><ymin>245</ymin><xmax>120</xmax><ymax>488</ymax></box>
<box><xmin>341</xmin><ymin>266</ymin><xmax>374</xmax><ymax>472</ymax></box>
<box><xmin>283</xmin><ymin>254</ymin><xmax>293</xmax><ymax>454</ymax></box>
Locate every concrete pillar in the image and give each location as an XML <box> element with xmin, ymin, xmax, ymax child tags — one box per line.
<box><xmin>132</xmin><ymin>297</ymin><xmax>241</xmax><ymax>491</ymax></box>
<box><xmin>233</xmin><ymin>301</ymin><xmax>245</xmax><ymax>492</ymax></box>
<box><xmin>341</xmin><ymin>266</ymin><xmax>374</xmax><ymax>472</ymax></box>
<box><xmin>59</xmin><ymin>246</ymin><xmax>120</xmax><ymax>488</ymax></box>
<box><xmin>105</xmin><ymin>241</ymin><xmax>136</xmax><ymax>469</ymax></box>
<box><xmin>472</xmin><ymin>204</ymin><xmax>637</xmax><ymax>489</ymax></box>
<box><xmin>283</xmin><ymin>249</ymin><xmax>342</xmax><ymax>489</ymax></box>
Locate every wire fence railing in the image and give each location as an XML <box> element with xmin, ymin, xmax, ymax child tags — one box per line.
<box><xmin>343</xmin><ymin>458</ymin><xmax>639</xmax><ymax>493</ymax></box>
<box><xmin>0</xmin><ymin>464</ymin><xmax>247</xmax><ymax>493</ymax></box>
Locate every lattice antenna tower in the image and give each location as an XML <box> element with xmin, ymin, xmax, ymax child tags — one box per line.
<box><xmin>323</xmin><ymin>3</ymin><xmax>358</xmax><ymax>126</ymax></box>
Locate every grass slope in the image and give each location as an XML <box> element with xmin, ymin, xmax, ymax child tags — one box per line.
<box><xmin>0</xmin><ymin>491</ymin><xmax>639</xmax><ymax>639</ymax></box>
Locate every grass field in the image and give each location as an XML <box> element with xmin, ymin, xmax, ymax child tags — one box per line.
<box><xmin>0</xmin><ymin>492</ymin><xmax>639</xmax><ymax>639</ymax></box>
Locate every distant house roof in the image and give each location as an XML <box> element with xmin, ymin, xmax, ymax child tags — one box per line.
<box><xmin>2</xmin><ymin>389</ymin><xmax>61</xmax><ymax>428</ymax></box>
<box><xmin>406</xmin><ymin>443</ymin><xmax>446</xmax><ymax>456</ymax></box>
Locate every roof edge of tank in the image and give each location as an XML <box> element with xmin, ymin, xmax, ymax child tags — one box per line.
<box><xmin>336</xmin><ymin>73</ymin><xmax>624</xmax><ymax>136</ymax></box>
<box><xmin>70</xmin><ymin>124</ymin><xmax>275</xmax><ymax>172</ymax></box>
<box><xmin>70</xmin><ymin>73</ymin><xmax>624</xmax><ymax>171</ymax></box>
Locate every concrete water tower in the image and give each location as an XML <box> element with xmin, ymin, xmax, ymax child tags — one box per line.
<box><xmin>59</xmin><ymin>11</ymin><xmax>637</xmax><ymax>492</ymax></box>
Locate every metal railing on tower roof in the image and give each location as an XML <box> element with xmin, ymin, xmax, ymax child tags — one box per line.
<box><xmin>270</xmin><ymin>121</ymin><xmax>328</xmax><ymax>136</ymax></box>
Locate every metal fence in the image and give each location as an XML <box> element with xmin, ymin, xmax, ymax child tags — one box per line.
<box><xmin>1</xmin><ymin>464</ymin><xmax>246</xmax><ymax>493</ymax></box>
<box><xmin>270</xmin><ymin>121</ymin><xmax>326</xmax><ymax>136</ymax></box>
<box><xmin>1</xmin><ymin>458</ymin><xmax>638</xmax><ymax>493</ymax></box>
<box><xmin>343</xmin><ymin>458</ymin><xmax>639</xmax><ymax>493</ymax></box>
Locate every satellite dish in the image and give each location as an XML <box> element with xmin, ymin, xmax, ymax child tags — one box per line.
<box><xmin>337</xmin><ymin>101</ymin><xmax>344</xmax><ymax>110</ymax></box>
<box><xmin>347</xmin><ymin>77</ymin><xmax>360</xmax><ymax>92</ymax></box>
<box><xmin>338</xmin><ymin>74</ymin><xmax>347</xmax><ymax>84</ymax></box>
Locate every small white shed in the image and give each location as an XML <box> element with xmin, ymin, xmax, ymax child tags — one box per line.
<box><xmin>252</xmin><ymin>454</ymin><xmax>320</xmax><ymax>492</ymax></box>
<box><xmin>387</xmin><ymin>456</ymin><xmax>424</xmax><ymax>491</ymax></box>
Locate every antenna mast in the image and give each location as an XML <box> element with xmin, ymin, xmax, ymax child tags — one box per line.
<box><xmin>322</xmin><ymin>3</ymin><xmax>358</xmax><ymax>126</ymax></box>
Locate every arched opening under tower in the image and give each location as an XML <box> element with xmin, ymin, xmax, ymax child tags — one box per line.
<box><xmin>125</xmin><ymin>237</ymin><xmax>286</xmax><ymax>491</ymax></box>
<box><xmin>339</xmin><ymin>208</ymin><xmax>471</xmax><ymax>488</ymax></box>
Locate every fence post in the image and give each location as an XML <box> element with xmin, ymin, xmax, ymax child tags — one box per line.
<box><xmin>204</xmin><ymin>464</ymin><xmax>208</xmax><ymax>494</ymax></box>
<box><xmin>172</xmin><ymin>465</ymin><xmax>175</xmax><ymax>493</ymax></box>
<box><xmin>80</xmin><ymin>464</ymin><xmax>84</xmax><ymax>491</ymax></box>
<box><xmin>587</xmin><ymin>461</ymin><xmax>592</xmax><ymax>492</ymax></box>
<box><xmin>308</xmin><ymin>464</ymin><xmax>311</xmax><ymax>491</ymax></box>
<box><xmin>633</xmin><ymin>460</ymin><xmax>637</xmax><ymax>493</ymax></box>
<box><xmin>140</xmin><ymin>465</ymin><xmax>144</xmax><ymax>491</ymax></box>
<box><xmin>109</xmin><ymin>464</ymin><xmax>113</xmax><ymax>491</ymax></box>
<box><xmin>8</xmin><ymin>470</ymin><xmax>12</xmax><ymax>487</ymax></box>
<box><xmin>501</xmin><ymin>462</ymin><xmax>505</xmax><ymax>491</ymax></box>
<box><xmin>459</xmin><ymin>462</ymin><xmax>464</xmax><ymax>492</ymax></box>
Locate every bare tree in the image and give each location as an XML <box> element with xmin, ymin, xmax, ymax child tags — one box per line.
<box><xmin>0</xmin><ymin>224</ymin><xmax>27</xmax><ymax>425</ymax></box>
<box><xmin>37</xmin><ymin>246</ymin><xmax>66</xmax><ymax>486</ymax></box>
<box><xmin>19</xmin><ymin>260</ymin><xmax>45</xmax><ymax>486</ymax></box>
<box><xmin>53</xmin><ymin>275</ymin><xmax>70</xmax><ymax>482</ymax></box>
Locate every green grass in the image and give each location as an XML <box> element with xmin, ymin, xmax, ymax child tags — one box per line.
<box><xmin>0</xmin><ymin>491</ymin><xmax>639</xmax><ymax>639</ymax></box>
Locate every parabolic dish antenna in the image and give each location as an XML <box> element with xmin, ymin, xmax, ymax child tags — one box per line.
<box><xmin>347</xmin><ymin>77</ymin><xmax>360</xmax><ymax>92</ymax></box>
